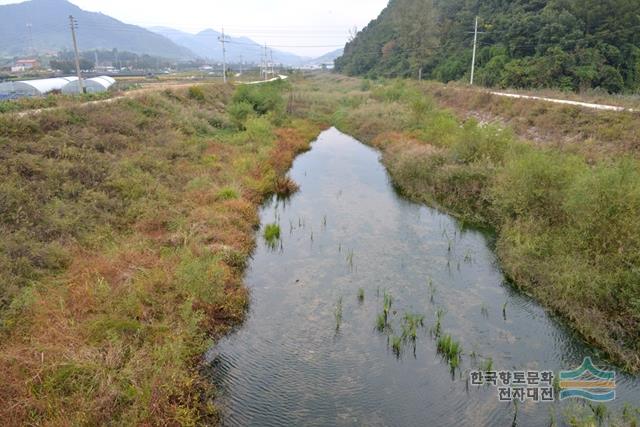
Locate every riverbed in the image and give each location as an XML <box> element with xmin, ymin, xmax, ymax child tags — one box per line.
<box><xmin>207</xmin><ymin>128</ymin><xmax>639</xmax><ymax>426</ymax></box>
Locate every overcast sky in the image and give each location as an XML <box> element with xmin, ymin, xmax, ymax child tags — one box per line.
<box><xmin>0</xmin><ymin>0</ymin><xmax>389</xmax><ymax>57</ymax></box>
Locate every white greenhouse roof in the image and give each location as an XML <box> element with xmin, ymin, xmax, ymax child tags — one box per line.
<box><xmin>62</xmin><ymin>76</ymin><xmax>116</xmax><ymax>93</ymax></box>
<box><xmin>14</xmin><ymin>76</ymin><xmax>78</xmax><ymax>94</ymax></box>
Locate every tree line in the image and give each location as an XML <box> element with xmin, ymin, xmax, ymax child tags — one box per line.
<box><xmin>335</xmin><ymin>0</ymin><xmax>640</xmax><ymax>93</ymax></box>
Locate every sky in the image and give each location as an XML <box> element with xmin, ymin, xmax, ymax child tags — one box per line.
<box><xmin>0</xmin><ymin>0</ymin><xmax>389</xmax><ymax>57</ymax></box>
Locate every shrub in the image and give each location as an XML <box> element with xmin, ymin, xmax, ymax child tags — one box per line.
<box><xmin>491</xmin><ymin>147</ymin><xmax>585</xmax><ymax>224</ymax></box>
<box><xmin>232</xmin><ymin>83</ymin><xmax>284</xmax><ymax>116</ymax></box>
<box><xmin>188</xmin><ymin>85</ymin><xmax>206</xmax><ymax>101</ymax></box>
<box><xmin>227</xmin><ymin>101</ymin><xmax>254</xmax><ymax>129</ymax></box>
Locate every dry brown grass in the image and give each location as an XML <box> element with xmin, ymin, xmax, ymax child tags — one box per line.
<box><xmin>0</xmin><ymin>82</ymin><xmax>321</xmax><ymax>425</ymax></box>
<box><xmin>422</xmin><ymin>82</ymin><xmax>640</xmax><ymax>160</ymax></box>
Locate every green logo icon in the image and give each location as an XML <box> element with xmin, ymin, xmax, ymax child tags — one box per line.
<box><xmin>559</xmin><ymin>357</ymin><xmax>615</xmax><ymax>402</ymax></box>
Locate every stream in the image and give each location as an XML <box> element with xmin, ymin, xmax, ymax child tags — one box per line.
<box><xmin>206</xmin><ymin>128</ymin><xmax>639</xmax><ymax>426</ymax></box>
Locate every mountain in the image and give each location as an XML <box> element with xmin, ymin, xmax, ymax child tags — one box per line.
<box><xmin>150</xmin><ymin>26</ymin><xmax>306</xmax><ymax>66</ymax></box>
<box><xmin>305</xmin><ymin>48</ymin><xmax>344</xmax><ymax>67</ymax></box>
<box><xmin>336</xmin><ymin>0</ymin><xmax>640</xmax><ymax>93</ymax></box>
<box><xmin>0</xmin><ymin>0</ymin><xmax>194</xmax><ymax>59</ymax></box>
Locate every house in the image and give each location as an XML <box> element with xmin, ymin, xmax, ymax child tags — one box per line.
<box><xmin>11</xmin><ymin>59</ymin><xmax>39</xmax><ymax>72</ymax></box>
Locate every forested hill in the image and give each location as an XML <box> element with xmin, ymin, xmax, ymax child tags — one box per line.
<box><xmin>335</xmin><ymin>0</ymin><xmax>640</xmax><ymax>93</ymax></box>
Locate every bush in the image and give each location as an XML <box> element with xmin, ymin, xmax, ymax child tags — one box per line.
<box><xmin>491</xmin><ymin>147</ymin><xmax>585</xmax><ymax>224</ymax></box>
<box><xmin>227</xmin><ymin>101</ymin><xmax>254</xmax><ymax>129</ymax></box>
<box><xmin>187</xmin><ymin>85</ymin><xmax>205</xmax><ymax>101</ymax></box>
<box><xmin>232</xmin><ymin>83</ymin><xmax>284</xmax><ymax>116</ymax></box>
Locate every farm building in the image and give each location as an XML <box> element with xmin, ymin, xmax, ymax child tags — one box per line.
<box><xmin>0</xmin><ymin>76</ymin><xmax>78</xmax><ymax>99</ymax></box>
<box><xmin>62</xmin><ymin>76</ymin><xmax>116</xmax><ymax>94</ymax></box>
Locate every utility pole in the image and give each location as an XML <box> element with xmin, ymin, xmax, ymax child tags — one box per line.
<box><xmin>418</xmin><ymin>68</ymin><xmax>422</xmax><ymax>81</ymax></box>
<box><xmin>263</xmin><ymin>44</ymin><xmax>268</xmax><ymax>80</ymax></box>
<box><xmin>69</xmin><ymin>15</ymin><xmax>85</xmax><ymax>93</ymax></box>
<box><xmin>26</xmin><ymin>23</ymin><xmax>34</xmax><ymax>56</ymax></box>
<box><xmin>270</xmin><ymin>49</ymin><xmax>274</xmax><ymax>77</ymax></box>
<box><xmin>218</xmin><ymin>27</ymin><xmax>230</xmax><ymax>83</ymax></box>
<box><xmin>470</xmin><ymin>16</ymin><xmax>478</xmax><ymax>85</ymax></box>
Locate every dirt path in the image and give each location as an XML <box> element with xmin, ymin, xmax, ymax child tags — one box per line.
<box><xmin>13</xmin><ymin>81</ymin><xmax>215</xmax><ymax>118</ymax></box>
<box><xmin>12</xmin><ymin>76</ymin><xmax>289</xmax><ymax>118</ymax></box>
<box><xmin>487</xmin><ymin>90</ymin><xmax>635</xmax><ymax>112</ymax></box>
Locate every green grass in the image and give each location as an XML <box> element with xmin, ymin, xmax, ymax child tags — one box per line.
<box><xmin>437</xmin><ymin>334</ymin><xmax>462</xmax><ymax>369</ymax></box>
<box><xmin>263</xmin><ymin>223</ymin><xmax>281</xmax><ymax>246</ymax></box>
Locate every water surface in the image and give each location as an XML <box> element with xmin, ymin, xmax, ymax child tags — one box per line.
<box><xmin>207</xmin><ymin>128</ymin><xmax>639</xmax><ymax>426</ymax></box>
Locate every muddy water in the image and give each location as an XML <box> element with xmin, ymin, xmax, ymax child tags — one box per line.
<box><xmin>206</xmin><ymin>128</ymin><xmax>639</xmax><ymax>426</ymax></box>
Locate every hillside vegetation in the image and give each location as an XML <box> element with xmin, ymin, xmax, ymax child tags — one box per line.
<box><xmin>336</xmin><ymin>0</ymin><xmax>640</xmax><ymax>93</ymax></box>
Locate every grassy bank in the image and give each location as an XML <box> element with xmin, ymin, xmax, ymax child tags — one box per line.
<box><xmin>421</xmin><ymin>81</ymin><xmax>640</xmax><ymax>160</ymax></box>
<box><xmin>0</xmin><ymin>81</ymin><xmax>320</xmax><ymax>425</ymax></box>
<box><xmin>289</xmin><ymin>73</ymin><xmax>640</xmax><ymax>372</ymax></box>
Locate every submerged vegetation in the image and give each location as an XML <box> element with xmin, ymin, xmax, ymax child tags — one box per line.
<box><xmin>335</xmin><ymin>297</ymin><xmax>343</xmax><ymax>331</ymax></box>
<box><xmin>287</xmin><ymin>73</ymin><xmax>640</xmax><ymax>372</ymax></box>
<box><xmin>0</xmin><ymin>81</ymin><xmax>320</xmax><ymax>425</ymax></box>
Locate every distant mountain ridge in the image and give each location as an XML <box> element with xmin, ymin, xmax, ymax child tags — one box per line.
<box><xmin>0</xmin><ymin>0</ymin><xmax>194</xmax><ymax>58</ymax></box>
<box><xmin>149</xmin><ymin>26</ymin><xmax>307</xmax><ymax>66</ymax></box>
<box><xmin>305</xmin><ymin>48</ymin><xmax>343</xmax><ymax>66</ymax></box>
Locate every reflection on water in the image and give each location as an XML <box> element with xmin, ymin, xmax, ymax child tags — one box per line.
<box><xmin>206</xmin><ymin>128</ymin><xmax>639</xmax><ymax>426</ymax></box>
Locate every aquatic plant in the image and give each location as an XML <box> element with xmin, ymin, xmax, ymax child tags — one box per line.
<box><xmin>502</xmin><ymin>301</ymin><xmax>508</xmax><ymax>320</ymax></box>
<box><xmin>383</xmin><ymin>292</ymin><xmax>393</xmax><ymax>323</ymax></box>
<box><xmin>431</xmin><ymin>307</ymin><xmax>445</xmax><ymax>338</ymax></box>
<box><xmin>357</xmin><ymin>288</ymin><xmax>365</xmax><ymax>303</ymax></box>
<box><xmin>375</xmin><ymin>313</ymin><xmax>386</xmax><ymax>332</ymax></box>
<box><xmin>335</xmin><ymin>297</ymin><xmax>343</xmax><ymax>331</ymax></box>
<box><xmin>428</xmin><ymin>278</ymin><xmax>436</xmax><ymax>303</ymax></box>
<box><xmin>479</xmin><ymin>357</ymin><xmax>493</xmax><ymax>372</ymax></box>
<box><xmin>437</xmin><ymin>334</ymin><xmax>462</xmax><ymax>369</ymax></box>
<box><xmin>346</xmin><ymin>250</ymin><xmax>355</xmax><ymax>271</ymax></box>
<box><xmin>402</xmin><ymin>313</ymin><xmax>425</xmax><ymax>342</ymax></box>
<box><xmin>391</xmin><ymin>335</ymin><xmax>402</xmax><ymax>357</ymax></box>
<box><xmin>263</xmin><ymin>223</ymin><xmax>281</xmax><ymax>247</ymax></box>
<box><xmin>480</xmin><ymin>304</ymin><xmax>489</xmax><ymax>318</ymax></box>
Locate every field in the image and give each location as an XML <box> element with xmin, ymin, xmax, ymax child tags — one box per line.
<box><xmin>0</xmin><ymin>81</ymin><xmax>320</xmax><ymax>425</ymax></box>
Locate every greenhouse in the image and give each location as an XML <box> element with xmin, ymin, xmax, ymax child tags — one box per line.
<box><xmin>0</xmin><ymin>76</ymin><xmax>78</xmax><ymax>99</ymax></box>
<box><xmin>62</xmin><ymin>76</ymin><xmax>116</xmax><ymax>94</ymax></box>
